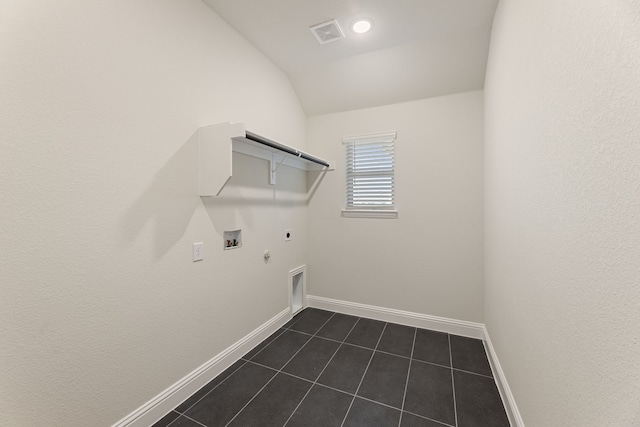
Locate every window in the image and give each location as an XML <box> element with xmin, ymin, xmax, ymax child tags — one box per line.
<box><xmin>343</xmin><ymin>132</ymin><xmax>397</xmax><ymax>218</ymax></box>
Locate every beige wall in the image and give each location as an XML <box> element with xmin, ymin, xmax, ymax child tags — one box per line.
<box><xmin>484</xmin><ymin>0</ymin><xmax>640</xmax><ymax>425</ymax></box>
<box><xmin>307</xmin><ymin>91</ymin><xmax>484</xmax><ymax>322</ymax></box>
<box><xmin>0</xmin><ymin>1</ymin><xmax>308</xmax><ymax>425</ymax></box>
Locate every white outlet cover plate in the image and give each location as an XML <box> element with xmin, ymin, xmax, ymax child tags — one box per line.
<box><xmin>193</xmin><ymin>242</ymin><xmax>203</xmax><ymax>261</ymax></box>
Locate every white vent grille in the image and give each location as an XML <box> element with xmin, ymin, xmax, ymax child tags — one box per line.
<box><xmin>309</xmin><ymin>19</ymin><xmax>345</xmax><ymax>44</ymax></box>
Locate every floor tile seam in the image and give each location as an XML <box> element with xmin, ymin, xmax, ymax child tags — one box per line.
<box><xmin>277</xmin><ymin>312</ymin><xmax>339</xmax><ymax>379</ymax></box>
<box><xmin>224</xmin><ymin>333</ymin><xmax>315</xmax><ymax>427</ymax></box>
<box><xmin>247</xmin><ymin>357</ymin><xmax>378</xmax><ymax>403</ymax></box>
<box><xmin>280</xmin><ymin>312</ymin><xmax>371</xmax><ymax>390</ymax></box>
<box><xmin>282</xmin><ymin>379</ymin><xmax>316</xmax><ymax>427</ymax></box>
<box><xmin>410</xmin><ymin>357</ymin><xmax>452</xmax><ymax>371</ymax></box>
<box><xmin>165</xmin><ymin>412</ymin><xmax>207</xmax><ymax>427</ymax></box>
<box><xmin>284</xmin><ymin>325</ymin><xmax>343</xmax><ymax>343</ymax></box>
<box><xmin>313</xmin><ymin>380</ymin><xmax>357</xmax><ymax>398</ymax></box>
<box><xmin>243</xmin><ymin>328</ymin><xmax>287</xmax><ymax>363</ymax></box>
<box><xmin>278</xmin><ymin>366</ymin><xmax>418</xmax><ymax>414</ymax></box>
<box><xmin>282</xmin><ymin>331</ymin><xmax>344</xmax><ymax>386</ymax></box>
<box><xmin>375</xmin><ymin>348</ymin><xmax>412</xmax><ymax>361</ymax></box>
<box><xmin>315</xmin><ymin>313</ymin><xmax>385</xmax><ymax>350</ymax></box>
<box><xmin>297</xmin><ymin>316</ymin><xmax>364</xmax><ymax>401</ymax></box>
<box><xmin>402</xmin><ymin>409</ymin><xmax>455</xmax><ymax>427</ymax></box>
<box><xmin>274</xmin><ymin>313</ymin><xmax>340</xmax><ymax>427</ymax></box>
<box><xmin>161</xmin><ymin>411</ymin><xmax>182</xmax><ymax>427</ymax></box>
<box><xmin>223</xmin><ymin>366</ymin><xmax>281</xmax><ymax>427</ymax></box>
<box><xmin>448</xmin><ymin>334</ymin><xmax>459</xmax><ymax>427</ymax></box>
<box><xmin>288</xmin><ymin>310</ymin><xmax>336</xmax><ymax>336</ymax></box>
<box><xmin>175</xmin><ymin>360</ymin><xmax>249</xmax><ymax>417</ymax></box>
<box><xmin>286</xmin><ymin>314</ymin><xmax>364</xmax><ymax>344</ymax></box>
<box><xmin>179</xmin><ymin>313</ymin><xmax>344</xmax><ymax>423</ymax></box>
<box><xmin>398</xmin><ymin>328</ymin><xmax>418</xmax><ymax>427</ymax></box>
<box><xmin>339</xmin><ymin>320</ymin><xmax>388</xmax><ymax>427</ymax></box>
<box><xmin>307</xmin><ymin>310</ymin><xmax>338</xmax><ymax>339</ymax></box>
<box><xmin>452</xmin><ymin>367</ymin><xmax>494</xmax><ymax>379</ymax></box>
<box><xmin>356</xmin><ymin>394</ymin><xmax>403</xmax><ymax>412</ymax></box>
<box><xmin>284</xmin><ymin>309</ymin><xmax>309</xmax><ymax>329</ymax></box>
<box><xmin>278</xmin><ymin>368</ymin><xmax>359</xmax><ymax>401</ymax></box>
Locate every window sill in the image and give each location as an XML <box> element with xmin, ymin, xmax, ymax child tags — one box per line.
<box><xmin>341</xmin><ymin>209</ymin><xmax>398</xmax><ymax>219</ymax></box>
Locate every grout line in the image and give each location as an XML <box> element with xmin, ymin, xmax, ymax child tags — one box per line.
<box><xmin>283</xmin><ymin>313</ymin><xmax>345</xmax><ymax>426</ymax></box>
<box><xmin>243</xmin><ymin>328</ymin><xmax>287</xmax><ymax>361</ymax></box>
<box><xmin>449</xmin><ymin>334</ymin><xmax>459</xmax><ymax>427</ymax></box>
<box><xmin>223</xmin><ymin>330</ymin><xmax>315</xmax><ymax>427</ymax></box>
<box><xmin>163</xmin><ymin>309</ymin><xmax>504</xmax><ymax>427</ymax></box>
<box><xmin>398</xmin><ymin>327</ymin><xmax>417</xmax><ymax>427</ymax></box>
<box><xmin>176</xmin><ymin>413</ymin><xmax>207</xmax><ymax>427</ymax></box>
<box><xmin>171</xmin><ymin>359</ymin><xmax>248</xmax><ymax>418</ymax></box>
<box><xmin>162</xmin><ymin>411</ymin><xmax>182</xmax><ymax>427</ymax></box>
<box><xmin>227</xmin><ymin>310</ymin><xmax>336</xmax><ymax>427</ymax></box>
<box><xmin>282</xmin><ymin>311</ymin><xmax>365</xmax><ymax>426</ymax></box>
<box><xmin>409</xmin><ymin>356</ymin><xmax>452</xmax><ymax>371</ymax></box>
<box><xmin>402</xmin><ymin>409</ymin><xmax>456</xmax><ymax>427</ymax></box>
<box><xmin>339</xmin><ymin>320</ymin><xmax>388</xmax><ymax>427</ymax></box>
<box><xmin>452</xmin><ymin>366</ymin><xmax>495</xmax><ymax>379</ymax></box>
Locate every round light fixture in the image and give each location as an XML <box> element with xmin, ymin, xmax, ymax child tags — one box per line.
<box><xmin>352</xmin><ymin>19</ymin><xmax>372</xmax><ymax>34</ymax></box>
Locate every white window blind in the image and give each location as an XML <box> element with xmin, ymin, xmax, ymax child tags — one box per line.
<box><xmin>343</xmin><ymin>132</ymin><xmax>396</xmax><ymax>216</ymax></box>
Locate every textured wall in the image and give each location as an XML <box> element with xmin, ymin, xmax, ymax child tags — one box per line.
<box><xmin>484</xmin><ymin>0</ymin><xmax>640</xmax><ymax>425</ymax></box>
<box><xmin>0</xmin><ymin>1</ymin><xmax>307</xmax><ymax>425</ymax></box>
<box><xmin>307</xmin><ymin>92</ymin><xmax>484</xmax><ymax>322</ymax></box>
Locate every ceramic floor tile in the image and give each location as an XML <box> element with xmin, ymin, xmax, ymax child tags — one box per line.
<box><xmin>183</xmin><ymin>362</ymin><xmax>275</xmax><ymax>426</ymax></box>
<box><xmin>151</xmin><ymin>410</ymin><xmax>181</xmax><ymax>427</ymax></box>
<box><xmin>285</xmin><ymin>384</ymin><xmax>352</xmax><ymax>427</ymax></box>
<box><xmin>288</xmin><ymin>308</ymin><xmax>334</xmax><ymax>335</ymax></box>
<box><xmin>403</xmin><ymin>360</ymin><xmax>455</xmax><ymax>426</ymax></box>
<box><xmin>345</xmin><ymin>318</ymin><xmax>386</xmax><ymax>349</ymax></box>
<box><xmin>413</xmin><ymin>329</ymin><xmax>451</xmax><ymax>367</ymax></box>
<box><xmin>453</xmin><ymin>370</ymin><xmax>510</xmax><ymax>427</ymax></box>
<box><xmin>242</xmin><ymin>329</ymin><xmax>286</xmax><ymax>361</ymax></box>
<box><xmin>317</xmin><ymin>343</ymin><xmax>373</xmax><ymax>394</ymax></box>
<box><xmin>167</xmin><ymin>415</ymin><xmax>204</xmax><ymax>427</ymax></box>
<box><xmin>400</xmin><ymin>412</ymin><xmax>453</xmax><ymax>427</ymax></box>
<box><xmin>316</xmin><ymin>313</ymin><xmax>359</xmax><ymax>342</ymax></box>
<box><xmin>282</xmin><ymin>337</ymin><xmax>341</xmax><ymax>381</ymax></box>
<box><xmin>450</xmin><ymin>335</ymin><xmax>492</xmax><ymax>376</ymax></box>
<box><xmin>283</xmin><ymin>310</ymin><xmax>309</xmax><ymax>329</ymax></box>
<box><xmin>377</xmin><ymin>323</ymin><xmax>416</xmax><ymax>358</ymax></box>
<box><xmin>357</xmin><ymin>351</ymin><xmax>410</xmax><ymax>409</ymax></box>
<box><xmin>227</xmin><ymin>373</ymin><xmax>311</xmax><ymax>427</ymax></box>
<box><xmin>158</xmin><ymin>310</ymin><xmax>510</xmax><ymax>427</ymax></box>
<box><xmin>250</xmin><ymin>329</ymin><xmax>311</xmax><ymax>370</ymax></box>
<box><xmin>343</xmin><ymin>397</ymin><xmax>401</xmax><ymax>427</ymax></box>
<box><xmin>176</xmin><ymin>359</ymin><xmax>246</xmax><ymax>413</ymax></box>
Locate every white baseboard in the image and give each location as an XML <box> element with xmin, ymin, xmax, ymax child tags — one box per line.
<box><xmin>483</xmin><ymin>326</ymin><xmax>525</xmax><ymax>427</ymax></box>
<box><xmin>306</xmin><ymin>295</ymin><xmax>484</xmax><ymax>339</ymax></box>
<box><xmin>111</xmin><ymin>308</ymin><xmax>290</xmax><ymax>427</ymax></box>
<box><xmin>307</xmin><ymin>295</ymin><xmax>523</xmax><ymax>427</ymax></box>
<box><xmin>113</xmin><ymin>297</ymin><xmax>523</xmax><ymax>427</ymax></box>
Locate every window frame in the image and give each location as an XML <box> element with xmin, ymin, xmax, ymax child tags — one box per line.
<box><xmin>342</xmin><ymin>132</ymin><xmax>398</xmax><ymax>219</ymax></box>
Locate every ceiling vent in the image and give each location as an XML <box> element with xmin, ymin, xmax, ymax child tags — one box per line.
<box><xmin>309</xmin><ymin>19</ymin><xmax>345</xmax><ymax>44</ymax></box>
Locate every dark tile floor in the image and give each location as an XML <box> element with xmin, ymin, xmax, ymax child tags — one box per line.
<box><xmin>152</xmin><ymin>308</ymin><xmax>510</xmax><ymax>427</ymax></box>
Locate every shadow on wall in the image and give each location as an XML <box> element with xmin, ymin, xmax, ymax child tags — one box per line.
<box><xmin>119</xmin><ymin>141</ymin><xmax>325</xmax><ymax>258</ymax></box>
<box><xmin>307</xmin><ymin>169</ymin><xmax>328</xmax><ymax>202</ymax></box>
<box><xmin>201</xmin><ymin>153</ymin><xmax>310</xmax><ymax>238</ymax></box>
<box><xmin>119</xmin><ymin>131</ymin><xmax>199</xmax><ymax>260</ymax></box>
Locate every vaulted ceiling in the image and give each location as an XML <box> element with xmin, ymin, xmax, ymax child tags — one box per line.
<box><xmin>203</xmin><ymin>0</ymin><xmax>499</xmax><ymax>116</ymax></box>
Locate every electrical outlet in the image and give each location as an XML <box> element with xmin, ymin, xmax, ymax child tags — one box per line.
<box><xmin>285</xmin><ymin>229</ymin><xmax>292</xmax><ymax>241</ymax></box>
<box><xmin>193</xmin><ymin>242</ymin><xmax>203</xmax><ymax>262</ymax></box>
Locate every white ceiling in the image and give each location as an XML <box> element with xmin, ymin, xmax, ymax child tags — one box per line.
<box><xmin>203</xmin><ymin>0</ymin><xmax>499</xmax><ymax>116</ymax></box>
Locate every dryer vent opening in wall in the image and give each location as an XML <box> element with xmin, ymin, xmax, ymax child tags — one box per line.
<box><xmin>289</xmin><ymin>265</ymin><xmax>307</xmax><ymax>315</ymax></box>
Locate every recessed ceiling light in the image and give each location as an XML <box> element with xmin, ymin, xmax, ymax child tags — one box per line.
<box><xmin>352</xmin><ymin>19</ymin><xmax>372</xmax><ymax>34</ymax></box>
